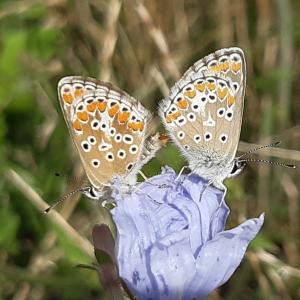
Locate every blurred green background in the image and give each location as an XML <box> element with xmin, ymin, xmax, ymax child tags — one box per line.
<box><xmin>1</xmin><ymin>0</ymin><xmax>300</xmax><ymax>299</ymax></box>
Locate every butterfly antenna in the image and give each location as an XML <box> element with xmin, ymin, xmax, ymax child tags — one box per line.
<box><xmin>238</xmin><ymin>141</ymin><xmax>281</xmax><ymax>159</ymax></box>
<box><xmin>239</xmin><ymin>158</ymin><xmax>296</xmax><ymax>169</ymax></box>
<box><xmin>43</xmin><ymin>187</ymin><xmax>87</xmax><ymax>214</ymax></box>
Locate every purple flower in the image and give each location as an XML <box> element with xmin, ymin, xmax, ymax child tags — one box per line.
<box><xmin>111</xmin><ymin>167</ymin><xmax>264</xmax><ymax>300</ymax></box>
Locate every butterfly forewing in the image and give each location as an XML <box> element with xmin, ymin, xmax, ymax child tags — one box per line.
<box><xmin>58</xmin><ymin>76</ymin><xmax>150</xmax><ymax>188</ymax></box>
<box><xmin>159</xmin><ymin>48</ymin><xmax>246</xmax><ymax>170</ymax></box>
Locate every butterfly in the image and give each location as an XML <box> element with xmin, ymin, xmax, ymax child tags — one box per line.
<box><xmin>58</xmin><ymin>76</ymin><xmax>165</xmax><ymax>201</ymax></box>
<box><xmin>159</xmin><ymin>47</ymin><xmax>246</xmax><ymax>190</ymax></box>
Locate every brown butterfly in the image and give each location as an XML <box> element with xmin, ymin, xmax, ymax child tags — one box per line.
<box><xmin>159</xmin><ymin>47</ymin><xmax>247</xmax><ymax>190</ymax></box>
<box><xmin>58</xmin><ymin>76</ymin><xmax>165</xmax><ymax>201</ymax></box>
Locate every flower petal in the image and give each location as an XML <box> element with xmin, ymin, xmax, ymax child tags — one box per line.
<box><xmin>149</xmin><ymin>230</ymin><xmax>196</xmax><ymax>300</ymax></box>
<box><xmin>182</xmin><ymin>174</ymin><xmax>229</xmax><ymax>239</ymax></box>
<box><xmin>184</xmin><ymin>214</ymin><xmax>265</xmax><ymax>299</ymax></box>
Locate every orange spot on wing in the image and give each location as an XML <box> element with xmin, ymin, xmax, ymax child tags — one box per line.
<box><xmin>165</xmin><ymin>116</ymin><xmax>172</xmax><ymax>123</ymax></box>
<box><xmin>138</xmin><ymin>122</ymin><xmax>144</xmax><ymax>131</ymax></box>
<box><xmin>87</xmin><ymin>102</ymin><xmax>97</xmax><ymax>112</ymax></box>
<box><xmin>97</xmin><ymin>101</ymin><xmax>107</xmax><ymax>112</ymax></box>
<box><xmin>220</xmin><ymin>62</ymin><xmax>229</xmax><ymax>71</ymax></box>
<box><xmin>118</xmin><ymin>111</ymin><xmax>130</xmax><ymax>123</ymax></box>
<box><xmin>184</xmin><ymin>90</ymin><xmax>196</xmax><ymax>98</ymax></box>
<box><xmin>63</xmin><ymin>93</ymin><xmax>74</xmax><ymax>104</ymax></box>
<box><xmin>72</xmin><ymin>119</ymin><xmax>82</xmax><ymax>131</ymax></box>
<box><xmin>74</xmin><ymin>88</ymin><xmax>83</xmax><ymax>98</ymax></box>
<box><xmin>108</xmin><ymin>105</ymin><xmax>120</xmax><ymax>118</ymax></box>
<box><xmin>227</xmin><ymin>94</ymin><xmax>235</xmax><ymax>107</ymax></box>
<box><xmin>231</xmin><ymin>62</ymin><xmax>241</xmax><ymax>73</ymax></box>
<box><xmin>168</xmin><ymin>111</ymin><xmax>181</xmax><ymax>121</ymax></box>
<box><xmin>195</xmin><ymin>83</ymin><xmax>205</xmax><ymax>92</ymax></box>
<box><xmin>128</xmin><ymin>121</ymin><xmax>145</xmax><ymax>131</ymax></box>
<box><xmin>176</xmin><ymin>99</ymin><xmax>188</xmax><ymax>109</ymax></box>
<box><xmin>210</xmin><ymin>64</ymin><xmax>221</xmax><ymax>73</ymax></box>
<box><xmin>77</xmin><ymin>111</ymin><xmax>89</xmax><ymax>121</ymax></box>
<box><xmin>217</xmin><ymin>87</ymin><xmax>228</xmax><ymax>100</ymax></box>
<box><xmin>128</xmin><ymin>122</ymin><xmax>138</xmax><ymax>131</ymax></box>
<box><xmin>207</xmin><ymin>82</ymin><xmax>216</xmax><ymax>91</ymax></box>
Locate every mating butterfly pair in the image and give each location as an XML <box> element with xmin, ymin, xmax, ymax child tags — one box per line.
<box><xmin>58</xmin><ymin>47</ymin><xmax>246</xmax><ymax>201</ymax></box>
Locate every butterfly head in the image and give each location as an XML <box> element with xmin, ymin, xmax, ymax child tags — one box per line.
<box><xmin>227</xmin><ymin>159</ymin><xmax>246</xmax><ymax>179</ymax></box>
<box><xmin>81</xmin><ymin>185</ymin><xmax>105</xmax><ymax>200</ymax></box>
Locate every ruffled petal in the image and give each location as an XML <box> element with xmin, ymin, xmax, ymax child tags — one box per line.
<box><xmin>184</xmin><ymin>214</ymin><xmax>265</xmax><ymax>299</ymax></box>
<box><xmin>148</xmin><ymin>230</ymin><xmax>196</xmax><ymax>300</ymax></box>
<box><xmin>110</xmin><ymin>167</ymin><xmax>264</xmax><ymax>300</ymax></box>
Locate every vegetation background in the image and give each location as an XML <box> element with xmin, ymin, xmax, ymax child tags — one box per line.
<box><xmin>1</xmin><ymin>0</ymin><xmax>300</xmax><ymax>299</ymax></box>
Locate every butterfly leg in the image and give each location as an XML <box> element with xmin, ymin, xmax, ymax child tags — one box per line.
<box><xmin>175</xmin><ymin>165</ymin><xmax>190</xmax><ymax>181</ymax></box>
<box><xmin>132</xmin><ymin>185</ymin><xmax>162</xmax><ymax>205</ymax></box>
<box><xmin>198</xmin><ymin>180</ymin><xmax>213</xmax><ymax>202</ymax></box>
<box><xmin>138</xmin><ymin>170</ymin><xmax>148</xmax><ymax>181</ymax></box>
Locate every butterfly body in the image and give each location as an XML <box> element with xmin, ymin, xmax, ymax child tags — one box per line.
<box><xmin>159</xmin><ymin>47</ymin><xmax>246</xmax><ymax>190</ymax></box>
<box><xmin>58</xmin><ymin>76</ymin><xmax>163</xmax><ymax>201</ymax></box>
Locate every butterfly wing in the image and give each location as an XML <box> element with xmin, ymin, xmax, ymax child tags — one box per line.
<box><xmin>159</xmin><ymin>47</ymin><xmax>246</xmax><ymax>179</ymax></box>
<box><xmin>58</xmin><ymin>76</ymin><xmax>151</xmax><ymax>188</ymax></box>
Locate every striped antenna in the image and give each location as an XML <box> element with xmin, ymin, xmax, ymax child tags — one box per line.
<box><xmin>239</xmin><ymin>158</ymin><xmax>296</xmax><ymax>169</ymax></box>
<box><xmin>238</xmin><ymin>141</ymin><xmax>281</xmax><ymax>159</ymax></box>
<box><xmin>44</xmin><ymin>187</ymin><xmax>89</xmax><ymax>214</ymax></box>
